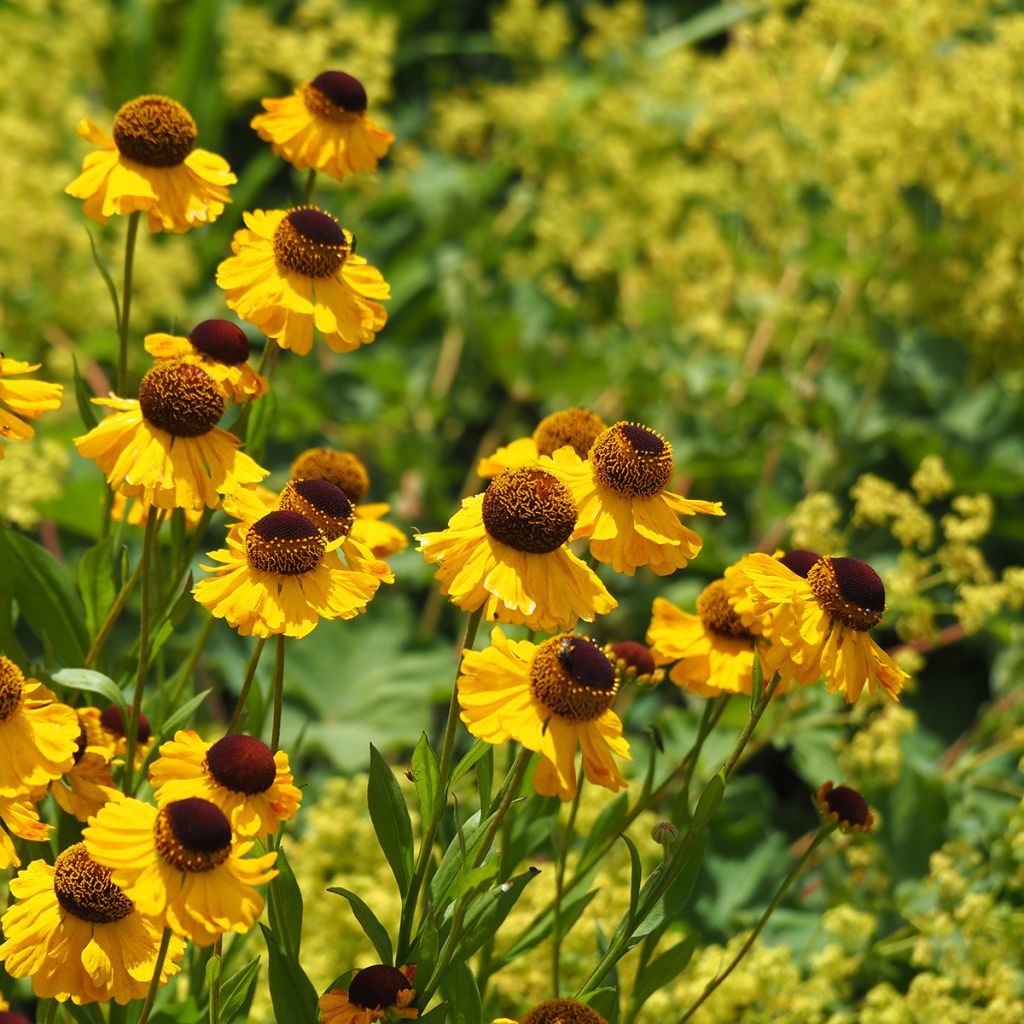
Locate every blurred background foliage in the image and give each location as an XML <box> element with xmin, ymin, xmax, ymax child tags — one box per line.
<box><xmin>2</xmin><ymin>0</ymin><xmax>1024</xmax><ymax>1019</ymax></box>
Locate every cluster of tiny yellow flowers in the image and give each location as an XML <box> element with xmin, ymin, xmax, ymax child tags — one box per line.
<box><xmin>787</xmin><ymin>492</ymin><xmax>844</xmax><ymax>554</ymax></box>
<box><xmin>0</xmin><ymin>439</ymin><xmax>68</xmax><ymax>528</ymax></box>
<box><xmin>839</xmin><ymin>703</ymin><xmax>918</xmax><ymax>787</ymax></box>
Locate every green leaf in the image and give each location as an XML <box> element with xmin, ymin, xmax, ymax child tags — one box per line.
<box><xmin>416</xmin><ymin>900</ymin><xmax>441</xmax><ymax>983</ymax></box>
<box><xmin>749</xmin><ymin>644</ymin><xmax>763</xmax><ymax>714</ymax></box>
<box><xmin>148</xmin><ymin>576</ymin><xmax>195</xmax><ymax>661</ymax></box>
<box><xmin>49</xmin><ymin>668</ymin><xmax>127</xmax><ymax>714</ymax></box>
<box><xmin>476</xmin><ymin>745</ymin><xmax>494</xmax><ymax>813</ymax></box>
<box><xmin>690</xmin><ymin>770</ymin><xmax>725</xmax><ymax>833</ymax></box>
<box><xmin>260</xmin><ymin>924</ymin><xmax>319</xmax><ymax>1024</ymax></box>
<box><xmin>84</xmin><ymin>227</ymin><xmax>120</xmax><ymax>330</ymax></box>
<box><xmin>580</xmin><ymin>791</ymin><xmax>629</xmax><ymax>863</ymax></box>
<box><xmin>452</xmin><ymin>866</ymin><xmax>540</xmax><ymax>962</ymax></box>
<box><xmin>206</xmin><ymin>953</ymin><xmax>222</xmax><ymax>1024</ymax></box>
<box><xmin>368</xmin><ymin>744</ymin><xmax>414</xmax><ymax>896</ymax></box>
<box><xmin>496</xmin><ymin>887</ymin><xmax>599</xmax><ymax>966</ymax></box>
<box><xmin>457</xmin><ymin>858</ymin><xmax>500</xmax><ymax>901</ymax></box>
<box><xmin>451</xmin><ymin>739</ymin><xmax>490</xmax><ymax>784</ymax></box>
<box><xmin>72</xmin><ymin>356</ymin><xmax>100</xmax><ymax>430</ymax></box>
<box><xmin>443</xmin><ymin>961</ymin><xmax>482</xmax><ymax>1024</ymax></box>
<box><xmin>630</xmin><ymin>935</ymin><xmax>698</xmax><ymax>1012</ymax></box>
<box><xmin>430</xmin><ymin>810</ymin><xmax>499</xmax><ymax>910</ymax></box>
<box><xmin>582</xmin><ymin>988</ymin><xmax>619</xmax><ymax>1024</ymax></box>
<box><xmin>621</xmin><ymin>834</ymin><xmax>643</xmax><ymax>924</ymax></box>
<box><xmin>217</xmin><ymin>956</ymin><xmax>261</xmax><ymax>1024</ymax></box>
<box><xmin>268</xmin><ymin>846</ymin><xmax>305</xmax><ymax>959</ymax></box>
<box><xmin>412</xmin><ymin>733</ymin><xmax>442</xmax><ymax>819</ymax></box>
<box><xmin>328</xmin><ymin>887</ymin><xmax>394</xmax><ymax>965</ymax></box>
<box><xmin>630</xmin><ymin>831</ymin><xmax>708</xmax><ymax>946</ymax></box>
<box><xmin>77</xmin><ymin>535</ymin><xmax>117</xmax><ymax>639</ymax></box>
<box><xmin>417</xmin><ymin>1003</ymin><xmax>448</xmax><ymax>1024</ymax></box>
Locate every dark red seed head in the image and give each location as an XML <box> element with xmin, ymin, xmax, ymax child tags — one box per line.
<box><xmin>611</xmin><ymin>641</ymin><xmax>657</xmax><ymax>677</ymax></box>
<box><xmin>310</xmin><ymin>71</ymin><xmax>368</xmax><ymax>112</ymax></box>
<box><xmin>251</xmin><ymin>510</ymin><xmax>321</xmax><ymax>542</ymax></box>
<box><xmin>205</xmin><ymin>734</ymin><xmax>277</xmax><ymax>794</ymax></box>
<box><xmin>831</xmin><ymin>557</ymin><xmax>886</xmax><ymax>613</ymax></box>
<box><xmin>164</xmin><ymin>797</ymin><xmax>233</xmax><ymax>852</ymax></box>
<box><xmin>779</xmin><ymin>549</ymin><xmax>820</xmax><ymax>578</ymax></box>
<box><xmin>189</xmin><ymin>320</ymin><xmax>250</xmax><ymax>365</ymax></box>
<box><xmin>287</xmin><ymin>208</ymin><xmax>346</xmax><ymax>247</ymax></box>
<box><xmin>560</xmin><ymin>638</ymin><xmax>616</xmax><ymax>692</ymax></box>
<box><xmin>348</xmin><ymin>965</ymin><xmax>412</xmax><ymax>1009</ymax></box>
<box><xmin>100</xmin><ymin>704</ymin><xmax>151</xmax><ymax>744</ymax></box>
<box><xmin>293</xmin><ymin>478</ymin><xmax>353</xmax><ymax>520</ymax></box>
<box><xmin>619</xmin><ymin>423</ymin><xmax>665</xmax><ymax>457</ymax></box>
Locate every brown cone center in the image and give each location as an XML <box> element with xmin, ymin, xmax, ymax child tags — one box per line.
<box><xmin>290</xmin><ymin>448</ymin><xmax>370</xmax><ymax>502</ymax></box>
<box><xmin>205</xmin><ymin>734</ymin><xmax>277</xmax><ymax>794</ymax></box>
<box><xmin>481</xmin><ymin>468</ymin><xmax>577</xmax><ymax>554</ymax></box>
<box><xmin>245</xmin><ymin>510</ymin><xmax>326</xmax><ymax>576</ymax></box>
<box><xmin>138</xmin><ymin>361</ymin><xmax>225</xmax><ymax>437</ymax></box>
<box><xmin>590</xmin><ymin>422</ymin><xmax>674</xmax><ymax>497</ymax></box>
<box><xmin>807</xmin><ymin>556</ymin><xmax>885</xmax><ymax>631</ymax></box>
<box><xmin>190</xmin><ymin>320</ymin><xmax>250</xmax><ymax>365</ymax></box>
<box><xmin>113</xmin><ymin>95</ymin><xmax>197</xmax><ymax>167</ymax></box>
<box><xmin>529</xmin><ymin>635</ymin><xmax>619</xmax><ymax>722</ymax></box>
<box><xmin>0</xmin><ymin>655</ymin><xmax>25</xmax><ymax>721</ymax></box>
<box><xmin>278</xmin><ymin>478</ymin><xmax>355</xmax><ymax>542</ymax></box>
<box><xmin>522</xmin><ymin>999</ymin><xmax>607</xmax><ymax>1024</ymax></box>
<box><xmin>348</xmin><ymin>965</ymin><xmax>412</xmax><ymax>1010</ymax></box>
<box><xmin>54</xmin><ymin>843</ymin><xmax>134</xmax><ymax>923</ymax></box>
<box><xmin>696</xmin><ymin>580</ymin><xmax>753</xmax><ymax>640</ymax></box>
<box><xmin>154</xmin><ymin>798</ymin><xmax>232</xmax><ymax>872</ymax></box>
<box><xmin>272</xmin><ymin>208</ymin><xmax>350</xmax><ymax>278</ymax></box>
<box><xmin>532</xmin><ymin>408</ymin><xmax>606</xmax><ymax>458</ymax></box>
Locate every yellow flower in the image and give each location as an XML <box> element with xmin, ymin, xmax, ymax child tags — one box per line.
<box><xmin>815</xmin><ymin>781</ymin><xmax>874</xmax><ymax>835</ymax></box>
<box><xmin>0</xmin><ymin>357</ymin><xmax>62</xmax><ymax>461</ymax></box>
<box><xmin>84</xmin><ymin>796</ymin><xmax>277</xmax><ymax>947</ymax></box>
<box><xmin>252</xmin><ymin>71</ymin><xmax>394</xmax><ymax>182</ymax></box>
<box><xmin>46</xmin><ymin>711</ymin><xmax>119</xmax><ymax>823</ymax></box>
<box><xmin>80</xmin><ymin>705</ymin><xmax>153</xmax><ymax>766</ymax></box>
<box><xmin>144</xmin><ymin>320</ymin><xmax>269</xmax><ymax>402</ymax></box>
<box><xmin>493</xmin><ymin>998</ymin><xmax>607</xmax><ymax>1024</ymax></box>
<box><xmin>734</xmin><ymin>552</ymin><xmax>909</xmax><ymax>702</ymax></box>
<box><xmin>542</xmin><ymin>422</ymin><xmax>725</xmax><ymax>576</ymax></box>
<box><xmin>0</xmin><ymin>655</ymin><xmax>79</xmax><ymax>796</ymax></box>
<box><xmin>602</xmin><ymin>640</ymin><xmax>664</xmax><ymax>688</ymax></box>
<box><xmin>65</xmin><ymin>95</ymin><xmax>235</xmax><ymax>232</ymax></box>
<box><xmin>0</xmin><ymin>844</ymin><xmax>185</xmax><ymax>1004</ymax></box>
<box><xmin>647</xmin><ymin>583</ymin><xmax>758</xmax><ymax>698</ymax></box>
<box><xmin>111</xmin><ymin>492</ymin><xmax>204</xmax><ymax>529</ymax></box>
<box><xmin>319</xmin><ymin>964</ymin><xmax>418</xmax><ymax>1024</ymax></box>
<box><xmin>0</xmin><ymin>794</ymin><xmax>49</xmax><ymax>869</ymax></box>
<box><xmin>458</xmin><ymin>629</ymin><xmax>630</xmax><ymax>801</ymax></box>
<box><xmin>477</xmin><ymin>407</ymin><xmax>607</xmax><ymax>478</ymax></box>
<box><xmin>149</xmin><ymin>731</ymin><xmax>301</xmax><ymax>840</ymax></box>
<box><xmin>216</xmin><ymin>207</ymin><xmax>389</xmax><ymax>356</ymax></box>
<box><xmin>74</xmin><ymin>361</ymin><xmax>269</xmax><ymax>512</ymax></box>
<box><xmin>417</xmin><ymin>468</ymin><xmax>616</xmax><ymax>633</ymax></box>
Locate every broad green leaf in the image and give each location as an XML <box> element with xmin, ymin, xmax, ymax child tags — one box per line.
<box><xmin>269</xmin><ymin>846</ymin><xmax>304</xmax><ymax>959</ymax></box>
<box><xmin>206</xmin><ymin>953</ymin><xmax>222</xmax><ymax>1024</ymax></box>
<box><xmin>260</xmin><ymin>924</ymin><xmax>318</xmax><ymax>1024</ymax></box>
<box><xmin>452</xmin><ymin>867</ymin><xmax>540</xmax><ymax>962</ymax></box>
<box><xmin>457</xmin><ymin>858</ymin><xmax>500</xmax><ymax>901</ymax></box>
<box><xmin>621</xmin><ymin>834</ymin><xmax>643</xmax><ymax>924</ymax></box>
<box><xmin>218</xmin><ymin>956</ymin><xmax>261</xmax><ymax>1024</ymax></box>
<box><xmin>443</xmin><ymin>961</ymin><xmax>482</xmax><ymax>1024</ymax></box>
<box><xmin>368</xmin><ymin>744</ymin><xmax>414</xmax><ymax>896</ymax></box>
<box><xmin>476</xmin><ymin>745</ymin><xmax>494</xmax><ymax>812</ymax></box>
<box><xmin>148</xmin><ymin>577</ymin><xmax>195</xmax><ymax>661</ymax></box>
<box><xmin>690</xmin><ymin>770</ymin><xmax>725</xmax><ymax>833</ymax></box>
<box><xmin>416</xmin><ymin>901</ymin><xmax>441</xmax><ymax>983</ymax></box>
<box><xmin>630</xmin><ymin>831</ymin><xmax>708</xmax><ymax>946</ymax></box>
<box><xmin>430</xmin><ymin>810</ymin><xmax>498</xmax><ymax>909</ymax></box>
<box><xmin>328</xmin><ymin>887</ymin><xmax>394</xmax><ymax>965</ymax></box>
<box><xmin>451</xmin><ymin>739</ymin><xmax>490</xmax><ymax>784</ymax></box>
<box><xmin>49</xmin><ymin>668</ymin><xmax>127</xmax><ymax>714</ymax></box>
<box><xmin>417</xmin><ymin>1003</ymin><xmax>448</xmax><ymax>1024</ymax></box>
<box><xmin>582</xmin><ymin>987</ymin><xmax>619</xmax><ymax>1024</ymax></box>
<box><xmin>412</xmin><ymin>733</ymin><xmax>442</xmax><ymax>819</ymax></box>
<box><xmin>77</xmin><ymin>535</ymin><xmax>117</xmax><ymax>638</ymax></box>
<box><xmin>630</xmin><ymin>935</ymin><xmax>698</xmax><ymax>1011</ymax></box>
<box><xmin>749</xmin><ymin>644</ymin><xmax>763</xmax><ymax>713</ymax></box>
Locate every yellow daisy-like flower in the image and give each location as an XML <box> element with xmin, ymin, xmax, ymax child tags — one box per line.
<box><xmin>48</xmin><ymin>712</ymin><xmax>119</xmax><ymax>822</ymax></box>
<box><xmin>74</xmin><ymin>361</ymin><xmax>268</xmax><ymax>511</ymax></box>
<box><xmin>0</xmin><ymin>655</ymin><xmax>79</xmax><ymax>796</ymax></box>
<box><xmin>493</xmin><ymin>998</ymin><xmax>607</xmax><ymax>1024</ymax></box>
<box><xmin>84</xmin><ymin>795</ymin><xmax>277</xmax><ymax>947</ymax></box>
<box><xmin>0</xmin><ymin>844</ymin><xmax>185</xmax><ymax>1004</ymax></box>
<box><xmin>144</xmin><ymin>320</ymin><xmax>268</xmax><ymax>401</ymax></box>
<box><xmin>417</xmin><ymin>468</ymin><xmax>616</xmax><ymax>633</ymax></box>
<box><xmin>65</xmin><ymin>94</ymin><xmax>235</xmax><ymax>232</ymax></box>
<box><xmin>0</xmin><ymin>357</ymin><xmax>63</xmax><ymax>461</ymax></box>
<box><xmin>80</xmin><ymin>705</ymin><xmax>153</xmax><ymax>766</ymax></box>
<box><xmin>542</xmin><ymin>422</ymin><xmax>725</xmax><ymax>576</ymax></box>
<box><xmin>0</xmin><ymin>794</ymin><xmax>49</xmax><ymax>869</ymax></box>
<box><xmin>477</xmin><ymin>407</ymin><xmax>607</xmax><ymax>478</ymax></box>
<box><xmin>815</xmin><ymin>781</ymin><xmax>874</xmax><ymax>834</ymax></box>
<box><xmin>734</xmin><ymin>552</ymin><xmax>909</xmax><ymax>703</ymax></box>
<box><xmin>319</xmin><ymin>964</ymin><xmax>417</xmax><ymax>1024</ymax></box>
<box><xmin>217</xmin><ymin>207</ymin><xmax>389</xmax><ymax>356</ymax></box>
<box><xmin>459</xmin><ymin>628</ymin><xmax>631</xmax><ymax>801</ymax></box>
<box><xmin>150</xmin><ymin>731</ymin><xmax>301</xmax><ymax>840</ymax></box>
<box><xmin>253</xmin><ymin>71</ymin><xmax>394</xmax><ymax>182</ymax></box>
<box><xmin>602</xmin><ymin>640</ymin><xmax>664</xmax><ymax>689</ymax></box>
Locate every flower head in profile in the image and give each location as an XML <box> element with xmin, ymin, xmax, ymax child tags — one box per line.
<box><xmin>150</xmin><ymin>731</ymin><xmax>301</xmax><ymax>839</ymax></box>
<box><xmin>418</xmin><ymin>468</ymin><xmax>616</xmax><ymax>633</ymax></box>
<box><xmin>494</xmin><ymin>997</ymin><xmax>608</xmax><ymax>1024</ymax></box>
<box><xmin>0</xmin><ymin>795</ymin><xmax>49</xmax><ymax>869</ymax></box>
<box><xmin>603</xmin><ymin>640</ymin><xmax>664</xmax><ymax>689</ymax></box>
<box><xmin>319</xmin><ymin>963</ymin><xmax>417</xmax><ymax>1024</ymax></box>
<box><xmin>477</xmin><ymin>407</ymin><xmax>607</xmax><ymax>478</ymax></box>
<box><xmin>47</xmin><ymin>712</ymin><xmax>119</xmax><ymax>823</ymax></box>
<box><xmin>217</xmin><ymin>207</ymin><xmax>389</xmax><ymax>356</ymax></box>
<box><xmin>815</xmin><ymin>781</ymin><xmax>874</xmax><ymax>834</ymax></box>
<box><xmin>0</xmin><ymin>357</ymin><xmax>62</xmax><ymax>461</ymax></box>
<box><xmin>459</xmin><ymin>629</ymin><xmax>631</xmax><ymax>800</ymax></box>
<box><xmin>81</xmin><ymin>704</ymin><xmax>153</xmax><ymax>766</ymax></box>
<box><xmin>252</xmin><ymin>70</ymin><xmax>394</xmax><ymax>182</ymax></box>
<box><xmin>144</xmin><ymin>320</ymin><xmax>268</xmax><ymax>402</ymax></box>
<box><xmin>84</xmin><ymin>796</ymin><xmax>277</xmax><ymax>946</ymax></box>
<box><xmin>542</xmin><ymin>422</ymin><xmax>725</xmax><ymax>576</ymax></box>
<box><xmin>0</xmin><ymin>844</ymin><xmax>185</xmax><ymax>1004</ymax></box>
<box><xmin>65</xmin><ymin>94</ymin><xmax>235</xmax><ymax>232</ymax></box>
<box><xmin>74</xmin><ymin>361</ymin><xmax>268</xmax><ymax>511</ymax></box>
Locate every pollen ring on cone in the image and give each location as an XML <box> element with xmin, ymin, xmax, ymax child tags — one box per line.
<box><xmin>303</xmin><ymin>71</ymin><xmax>368</xmax><ymax>119</ymax></box>
<box><xmin>272</xmin><ymin>208</ymin><xmax>350</xmax><ymax>278</ymax></box>
<box><xmin>590</xmin><ymin>422</ymin><xmax>674</xmax><ymax>497</ymax></box>
<box><xmin>807</xmin><ymin>556</ymin><xmax>885</xmax><ymax>631</ymax></box>
<box><xmin>112</xmin><ymin>95</ymin><xmax>197</xmax><ymax>167</ymax></box>
<box><xmin>278</xmin><ymin>479</ymin><xmax>355</xmax><ymax>542</ymax></box>
<box><xmin>697</xmin><ymin>580</ymin><xmax>753</xmax><ymax>640</ymax></box>
<box><xmin>154</xmin><ymin>798</ymin><xmax>232</xmax><ymax>872</ymax></box>
<box><xmin>246</xmin><ymin>510</ymin><xmax>326</xmax><ymax>575</ymax></box>
<box><xmin>481</xmin><ymin>468</ymin><xmax>577</xmax><ymax>554</ymax></box>
<box><xmin>138</xmin><ymin>362</ymin><xmax>225</xmax><ymax>437</ymax></box>
<box><xmin>0</xmin><ymin>655</ymin><xmax>25</xmax><ymax>720</ymax></box>
<box><xmin>529</xmin><ymin>635</ymin><xmax>619</xmax><ymax>722</ymax></box>
<box><xmin>54</xmin><ymin>843</ymin><xmax>134</xmax><ymax>923</ymax></box>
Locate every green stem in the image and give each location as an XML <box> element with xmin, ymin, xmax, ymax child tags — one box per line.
<box><xmin>39</xmin><ymin>999</ymin><xmax>58</xmax><ymax>1024</ymax></box>
<box><xmin>722</xmin><ymin>673</ymin><xmax>783</xmax><ymax>781</ymax></box>
<box><xmin>228</xmin><ymin>636</ymin><xmax>268</xmax><ymax>733</ymax></box>
<box><xmin>553</xmin><ymin>777</ymin><xmax>584</xmax><ymax>996</ymax></box>
<box><xmin>137</xmin><ymin>926</ymin><xmax>173</xmax><ymax>1024</ymax></box>
<box><xmin>84</xmin><ymin>553</ymin><xmax>145</xmax><ymax>668</ymax></box>
<box><xmin>303</xmin><ymin>168</ymin><xmax>318</xmax><ymax>204</ymax></box>
<box><xmin>117</xmin><ymin>211</ymin><xmax>141</xmax><ymax>396</ymax></box>
<box><xmin>675</xmin><ymin>828</ymin><xmax>835</xmax><ymax>1023</ymax></box>
<box><xmin>270</xmin><ymin>634</ymin><xmax>286</xmax><ymax>752</ymax></box>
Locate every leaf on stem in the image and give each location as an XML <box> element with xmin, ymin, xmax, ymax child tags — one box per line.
<box><xmin>368</xmin><ymin>744</ymin><xmax>415</xmax><ymax>896</ymax></box>
<box><xmin>260</xmin><ymin>924</ymin><xmax>319</xmax><ymax>1024</ymax></box>
<box><xmin>412</xmin><ymin>733</ymin><xmax>442</xmax><ymax>819</ymax></box>
<box><xmin>328</xmin><ymin>887</ymin><xmax>394</xmax><ymax>966</ymax></box>
<box><xmin>50</xmin><ymin>667</ymin><xmax>127</xmax><ymax>714</ymax></box>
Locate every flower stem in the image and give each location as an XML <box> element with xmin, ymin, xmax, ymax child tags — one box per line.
<box><xmin>137</xmin><ymin>926</ymin><xmax>173</xmax><ymax>1024</ymax></box>
<box><xmin>228</xmin><ymin>636</ymin><xmax>268</xmax><ymax>733</ymax></box>
<box><xmin>117</xmin><ymin>211</ymin><xmax>141</xmax><ymax>396</ymax></box>
<box><xmin>553</xmin><ymin>776</ymin><xmax>584</xmax><ymax>996</ymax></box>
<box><xmin>303</xmin><ymin>169</ymin><xmax>318</xmax><ymax>205</ymax></box>
<box><xmin>675</xmin><ymin>827</ymin><xmax>835</xmax><ymax>1023</ymax></box>
<box><xmin>84</xmin><ymin>552</ymin><xmax>145</xmax><ymax>668</ymax></box>
<box><xmin>270</xmin><ymin>634</ymin><xmax>286</xmax><ymax>752</ymax></box>
<box><xmin>722</xmin><ymin>671</ymin><xmax>783</xmax><ymax>781</ymax></box>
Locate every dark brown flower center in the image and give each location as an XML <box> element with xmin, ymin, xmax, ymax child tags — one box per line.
<box><xmin>272</xmin><ymin>208</ymin><xmax>351</xmax><ymax>278</ymax></box>
<box><xmin>807</xmin><ymin>556</ymin><xmax>885</xmax><ymax>631</ymax></box>
<box><xmin>245</xmin><ymin>510</ymin><xmax>326</xmax><ymax>576</ymax></box>
<box><xmin>138</xmin><ymin>361</ymin><xmax>225</xmax><ymax>437</ymax></box>
<box><xmin>532</xmin><ymin>408</ymin><xmax>606</xmax><ymax>458</ymax></box>
<box><xmin>348</xmin><ymin>965</ymin><xmax>412</xmax><ymax>1010</ymax></box>
<box><xmin>610</xmin><ymin>641</ymin><xmax>657</xmax><ymax>677</ymax></box>
<box><xmin>190</xmin><ymin>320</ymin><xmax>250</xmax><ymax>366</ymax></box>
<box><xmin>278</xmin><ymin>479</ymin><xmax>355</xmax><ymax>542</ymax></box>
<box><xmin>112</xmin><ymin>95</ymin><xmax>197</xmax><ymax>167</ymax></box>
<box><xmin>73</xmin><ymin>721</ymin><xmax>89</xmax><ymax>765</ymax></box>
<box><xmin>303</xmin><ymin>71</ymin><xmax>369</xmax><ymax>120</ymax></box>
<box><xmin>522</xmin><ymin>998</ymin><xmax>607</xmax><ymax>1024</ymax></box>
<box><xmin>529</xmin><ymin>635</ymin><xmax>618</xmax><ymax>722</ymax></box>
<box><xmin>696</xmin><ymin>580</ymin><xmax>754</xmax><ymax>640</ymax></box>
<box><xmin>154</xmin><ymin>798</ymin><xmax>232</xmax><ymax>872</ymax></box>
<box><xmin>481</xmin><ymin>468</ymin><xmax>577</xmax><ymax>554</ymax></box>
<box><xmin>205</xmin><ymin>734</ymin><xmax>276</xmax><ymax>794</ymax></box>
<box><xmin>778</xmin><ymin>548</ymin><xmax>820</xmax><ymax>578</ymax></box>
<box><xmin>817</xmin><ymin>781</ymin><xmax>873</xmax><ymax>833</ymax></box>
<box><xmin>290</xmin><ymin>448</ymin><xmax>370</xmax><ymax>503</ymax></box>
<box><xmin>54</xmin><ymin>843</ymin><xmax>134</xmax><ymax>923</ymax></box>
<box><xmin>100</xmin><ymin>704</ymin><xmax>151</xmax><ymax>744</ymax></box>
<box><xmin>0</xmin><ymin>655</ymin><xmax>24</xmax><ymax>721</ymax></box>
<box><xmin>590</xmin><ymin>422</ymin><xmax>674</xmax><ymax>498</ymax></box>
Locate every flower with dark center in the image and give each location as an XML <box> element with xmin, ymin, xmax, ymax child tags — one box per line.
<box><xmin>50</xmin><ymin>713</ymin><xmax>119</xmax><ymax>824</ymax></box>
<box><xmin>779</xmin><ymin>548</ymin><xmax>820</xmax><ymax>577</ymax></box>
<box><xmin>99</xmin><ymin>704</ymin><xmax>151</xmax><ymax>744</ymax></box>
<box><xmin>605</xmin><ymin>640</ymin><xmax>664</xmax><ymax>688</ymax></box>
<box><xmin>151</xmin><ymin>729</ymin><xmax>302</xmax><ymax>840</ymax></box>
<box><xmin>279</xmin><ymin>479</ymin><xmax>355</xmax><ymax>542</ymax></box>
<box><xmin>590</xmin><ymin>422</ymin><xmax>674</xmax><ymax>498</ymax></box>
<box><xmin>138</xmin><ymin>362</ymin><xmax>224</xmax><ymax>437</ymax></box>
<box><xmin>815</xmin><ymin>781</ymin><xmax>874</xmax><ymax>834</ymax></box>
<box><xmin>318</xmin><ymin>963</ymin><xmax>418</xmax><ymax>1024</ymax></box>
<box><xmin>246</xmin><ymin>510</ymin><xmax>326</xmax><ymax>576</ymax></box>
<box><xmin>84</xmin><ymin>793</ymin><xmax>277</xmax><ymax>946</ymax></box>
<box><xmin>533</xmin><ymin>408</ymin><xmax>607</xmax><ymax>458</ymax></box>
<box><xmin>0</xmin><ymin>356</ymin><xmax>63</xmax><ymax>463</ymax></box>
<box><xmin>54</xmin><ymin>843</ymin><xmax>134</xmax><ymax>923</ymax></box>
<box><xmin>190</xmin><ymin>320</ymin><xmax>250</xmax><ymax>365</ymax></box>
<box><xmin>252</xmin><ymin>70</ymin><xmax>394</xmax><ymax>182</ymax></box>
<box><xmin>273</xmin><ymin>207</ymin><xmax>352</xmax><ymax>278</ymax></box>
<box><xmin>697</xmin><ymin>580</ymin><xmax>755</xmax><ymax>640</ymax></box>
<box><xmin>418</xmin><ymin>470</ymin><xmax>616</xmax><ymax>633</ymax></box>
<box><xmin>291</xmin><ymin>447</ymin><xmax>371</xmax><ymax>502</ymax></box>
<box><xmin>349</xmin><ymin>964</ymin><xmax>413</xmax><ymax>1009</ymax></box>
<box><xmin>66</xmin><ymin>94</ymin><xmax>235</xmax><ymax>233</ymax></box>
<box><xmin>807</xmin><ymin>556</ymin><xmax>886</xmax><ymax>631</ymax></box>
<box><xmin>0</xmin><ymin>656</ymin><xmax>23</xmax><ymax>722</ymax></box>
<box><xmin>0</xmin><ymin>793</ymin><xmax>49</xmax><ymax>870</ymax></box>
<box><xmin>457</xmin><ymin>628</ymin><xmax>630</xmax><ymax>801</ymax></box>
<box><xmin>521</xmin><ymin>998</ymin><xmax>608</xmax><ymax>1024</ymax></box>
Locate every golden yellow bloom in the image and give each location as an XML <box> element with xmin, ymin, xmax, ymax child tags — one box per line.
<box><xmin>459</xmin><ymin>629</ymin><xmax>630</xmax><ymax>801</ymax></box>
<box><xmin>74</xmin><ymin>361</ymin><xmax>268</xmax><ymax>511</ymax></box>
<box><xmin>603</xmin><ymin>639</ymin><xmax>664</xmax><ymax>688</ymax></box>
<box><xmin>815</xmin><ymin>781</ymin><xmax>874</xmax><ymax>835</ymax></box>
<box><xmin>84</xmin><ymin>796</ymin><xmax>277</xmax><ymax>947</ymax></box>
<box><xmin>0</xmin><ymin>844</ymin><xmax>185</xmax><ymax>1004</ymax></box>
<box><xmin>734</xmin><ymin>552</ymin><xmax>908</xmax><ymax>702</ymax></box>
<box><xmin>417</xmin><ymin>468</ymin><xmax>616</xmax><ymax>633</ymax></box>
<box><xmin>0</xmin><ymin>655</ymin><xmax>79</xmax><ymax>796</ymax></box>
<box><xmin>477</xmin><ymin>407</ymin><xmax>607</xmax><ymax>478</ymax></box>
<box><xmin>542</xmin><ymin>422</ymin><xmax>725</xmax><ymax>576</ymax></box>
<box><xmin>111</xmin><ymin>493</ymin><xmax>204</xmax><ymax>529</ymax></box>
<box><xmin>80</xmin><ymin>705</ymin><xmax>153</xmax><ymax>766</ymax></box>
<box><xmin>493</xmin><ymin>998</ymin><xmax>607</xmax><ymax>1024</ymax></box>
<box><xmin>253</xmin><ymin>70</ymin><xmax>394</xmax><ymax>181</ymax></box>
<box><xmin>144</xmin><ymin>320</ymin><xmax>268</xmax><ymax>401</ymax></box>
<box><xmin>216</xmin><ymin>207</ymin><xmax>389</xmax><ymax>356</ymax></box>
<box><xmin>150</xmin><ymin>731</ymin><xmax>301</xmax><ymax>840</ymax></box>
<box><xmin>0</xmin><ymin>794</ymin><xmax>49</xmax><ymax>869</ymax></box>
<box><xmin>65</xmin><ymin>95</ymin><xmax>235</xmax><ymax>232</ymax></box>
<box><xmin>320</xmin><ymin>964</ymin><xmax>417</xmax><ymax>1024</ymax></box>
<box><xmin>0</xmin><ymin>357</ymin><xmax>62</xmax><ymax>461</ymax></box>
<box><xmin>47</xmin><ymin>711</ymin><xmax>119</xmax><ymax>822</ymax></box>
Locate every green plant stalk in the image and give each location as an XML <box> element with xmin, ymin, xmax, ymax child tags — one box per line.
<box><xmin>160</xmin><ymin>614</ymin><xmax>215</xmax><ymax>724</ymax></box>
<box><xmin>228</xmin><ymin>636</ymin><xmax>268</xmax><ymax>733</ymax></box>
<box><xmin>38</xmin><ymin>998</ymin><xmax>57</xmax><ymax>1024</ymax></box>
<box><xmin>396</xmin><ymin>606</ymin><xmax>483</xmax><ymax>964</ymax></box>
<box><xmin>137</xmin><ymin>927</ymin><xmax>173</xmax><ymax>1024</ymax></box>
<box><xmin>553</xmin><ymin>777</ymin><xmax>584</xmax><ymax>996</ymax></box>
<box><xmin>722</xmin><ymin>672</ymin><xmax>783</xmax><ymax>781</ymax></box>
<box><xmin>270</xmin><ymin>634</ymin><xmax>286</xmax><ymax>752</ymax></box>
<box><xmin>84</xmin><ymin>554</ymin><xmax>145</xmax><ymax>668</ymax></box>
<box><xmin>117</xmin><ymin>211</ymin><xmax>141</xmax><ymax>396</ymax></box>
<box><xmin>675</xmin><ymin>826</ymin><xmax>835</xmax><ymax>1023</ymax></box>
